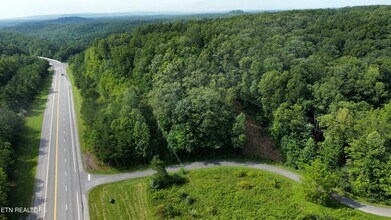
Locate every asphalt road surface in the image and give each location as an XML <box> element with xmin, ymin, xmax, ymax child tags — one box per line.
<box><xmin>29</xmin><ymin>58</ymin><xmax>85</xmax><ymax>220</ymax></box>
<box><xmin>28</xmin><ymin>58</ymin><xmax>391</xmax><ymax>219</ymax></box>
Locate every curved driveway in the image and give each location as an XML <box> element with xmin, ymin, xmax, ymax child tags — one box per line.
<box><xmin>87</xmin><ymin>160</ymin><xmax>391</xmax><ymax>218</ymax></box>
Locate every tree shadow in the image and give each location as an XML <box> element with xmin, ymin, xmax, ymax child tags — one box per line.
<box><xmin>25</xmin><ymin>75</ymin><xmax>53</xmax><ymax>118</ymax></box>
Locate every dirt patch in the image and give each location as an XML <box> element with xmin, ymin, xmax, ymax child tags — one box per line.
<box><xmin>84</xmin><ymin>151</ymin><xmax>103</xmax><ymax>171</ymax></box>
<box><xmin>234</xmin><ymin>102</ymin><xmax>283</xmax><ymax>163</ymax></box>
<box><xmin>242</xmin><ymin>115</ymin><xmax>283</xmax><ymax>162</ymax></box>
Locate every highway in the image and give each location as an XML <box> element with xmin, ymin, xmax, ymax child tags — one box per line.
<box><xmin>29</xmin><ymin>58</ymin><xmax>85</xmax><ymax>220</ymax></box>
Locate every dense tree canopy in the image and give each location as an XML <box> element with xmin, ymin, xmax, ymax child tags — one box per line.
<box><xmin>70</xmin><ymin>5</ymin><xmax>391</xmax><ymax>202</ymax></box>
<box><xmin>0</xmin><ymin>33</ymin><xmax>50</xmax><ymax>218</ymax></box>
<box><xmin>3</xmin><ymin>13</ymin><xmax>239</xmax><ymax>61</ymax></box>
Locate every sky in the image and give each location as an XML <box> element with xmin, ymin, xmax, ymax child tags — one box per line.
<box><xmin>0</xmin><ymin>0</ymin><xmax>390</xmax><ymax>19</ymax></box>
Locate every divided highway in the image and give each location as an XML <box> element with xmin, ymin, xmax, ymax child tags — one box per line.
<box><xmin>29</xmin><ymin>58</ymin><xmax>85</xmax><ymax>220</ymax></box>
<box><xmin>28</xmin><ymin>58</ymin><xmax>391</xmax><ymax>220</ymax></box>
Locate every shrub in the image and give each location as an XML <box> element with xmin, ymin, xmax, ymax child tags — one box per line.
<box><xmin>300</xmin><ymin>213</ymin><xmax>335</xmax><ymax>220</ymax></box>
<box><xmin>156</xmin><ymin>203</ymin><xmax>180</xmax><ymax>218</ymax></box>
<box><xmin>150</xmin><ymin>176</ymin><xmax>163</xmax><ymax>190</ymax></box>
<box><xmin>238</xmin><ymin>180</ymin><xmax>254</xmax><ymax>190</ymax></box>
<box><xmin>178</xmin><ymin>190</ymin><xmax>188</xmax><ymax>199</ymax></box>
<box><xmin>302</xmin><ymin>159</ymin><xmax>337</xmax><ymax>205</ymax></box>
<box><xmin>171</xmin><ymin>173</ymin><xmax>187</xmax><ymax>185</ymax></box>
<box><xmin>303</xmin><ymin>179</ymin><xmax>329</xmax><ymax>205</ymax></box>
<box><xmin>150</xmin><ymin>173</ymin><xmax>187</xmax><ymax>190</ymax></box>
<box><xmin>234</xmin><ymin>170</ymin><xmax>247</xmax><ymax>177</ymax></box>
<box><xmin>247</xmin><ymin>171</ymin><xmax>257</xmax><ymax>177</ymax></box>
<box><xmin>271</xmin><ymin>179</ymin><xmax>281</xmax><ymax>189</ymax></box>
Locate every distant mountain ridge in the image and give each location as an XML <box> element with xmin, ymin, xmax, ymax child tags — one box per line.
<box><xmin>50</xmin><ymin>16</ymin><xmax>93</xmax><ymax>23</ymax></box>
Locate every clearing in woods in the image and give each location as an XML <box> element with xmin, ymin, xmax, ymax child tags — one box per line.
<box><xmin>88</xmin><ymin>167</ymin><xmax>387</xmax><ymax>220</ymax></box>
<box><xmin>89</xmin><ymin>179</ymin><xmax>153</xmax><ymax>220</ymax></box>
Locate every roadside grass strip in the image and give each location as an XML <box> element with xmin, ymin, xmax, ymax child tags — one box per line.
<box><xmin>8</xmin><ymin>74</ymin><xmax>52</xmax><ymax>219</ymax></box>
<box><xmin>89</xmin><ymin>179</ymin><xmax>153</xmax><ymax>220</ymax></box>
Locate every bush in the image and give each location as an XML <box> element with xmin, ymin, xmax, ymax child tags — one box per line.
<box><xmin>299</xmin><ymin>213</ymin><xmax>334</xmax><ymax>220</ymax></box>
<box><xmin>155</xmin><ymin>203</ymin><xmax>180</xmax><ymax>218</ymax></box>
<box><xmin>246</xmin><ymin>171</ymin><xmax>257</xmax><ymax>178</ymax></box>
<box><xmin>234</xmin><ymin>170</ymin><xmax>247</xmax><ymax>177</ymax></box>
<box><xmin>178</xmin><ymin>190</ymin><xmax>188</xmax><ymax>199</ymax></box>
<box><xmin>150</xmin><ymin>175</ymin><xmax>165</xmax><ymax>189</ymax></box>
<box><xmin>171</xmin><ymin>173</ymin><xmax>187</xmax><ymax>185</ymax></box>
<box><xmin>271</xmin><ymin>179</ymin><xmax>281</xmax><ymax>189</ymax></box>
<box><xmin>303</xmin><ymin>180</ymin><xmax>329</xmax><ymax>205</ymax></box>
<box><xmin>238</xmin><ymin>180</ymin><xmax>254</xmax><ymax>190</ymax></box>
<box><xmin>149</xmin><ymin>173</ymin><xmax>187</xmax><ymax>190</ymax></box>
<box><xmin>302</xmin><ymin>159</ymin><xmax>337</xmax><ymax>205</ymax></box>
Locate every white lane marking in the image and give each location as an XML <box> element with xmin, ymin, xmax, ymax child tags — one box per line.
<box><xmin>65</xmin><ymin>171</ymin><xmax>67</xmax><ymax>176</ymax></box>
<box><xmin>88</xmin><ymin>174</ymin><xmax>91</xmax><ymax>181</ymax></box>
<box><xmin>76</xmin><ymin>192</ymin><xmax>81</xmax><ymax>220</ymax></box>
<box><xmin>43</xmin><ymin>66</ymin><xmax>58</xmax><ymax>220</ymax></box>
<box><xmin>64</xmin><ymin>148</ymin><xmax>66</xmax><ymax>152</ymax></box>
<box><xmin>66</xmin><ymin>80</ymin><xmax>77</xmax><ymax>173</ymax></box>
<box><xmin>64</xmin><ymin>139</ymin><xmax>66</xmax><ymax>142</ymax></box>
<box><xmin>65</xmin><ymin>186</ymin><xmax>67</xmax><ymax>192</ymax></box>
<box><xmin>65</xmin><ymin>159</ymin><xmax>66</xmax><ymax>163</ymax></box>
<box><xmin>66</xmin><ymin>204</ymin><xmax>68</xmax><ymax>211</ymax></box>
<box><xmin>64</xmin><ymin>131</ymin><xmax>66</xmax><ymax>134</ymax></box>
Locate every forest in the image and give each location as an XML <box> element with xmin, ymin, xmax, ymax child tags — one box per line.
<box><xmin>0</xmin><ymin>33</ymin><xmax>50</xmax><ymax>218</ymax></box>
<box><xmin>0</xmin><ymin>11</ymin><xmax>245</xmax><ymax>218</ymax></box>
<box><xmin>70</xmin><ymin>5</ymin><xmax>391</xmax><ymax>204</ymax></box>
<box><xmin>3</xmin><ymin>12</ymin><xmax>239</xmax><ymax>62</ymax></box>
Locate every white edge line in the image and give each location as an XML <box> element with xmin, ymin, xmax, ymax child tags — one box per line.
<box><xmin>43</xmin><ymin>70</ymin><xmax>57</xmax><ymax>219</ymax></box>
<box><xmin>66</xmin><ymin>73</ymin><xmax>77</xmax><ymax>173</ymax></box>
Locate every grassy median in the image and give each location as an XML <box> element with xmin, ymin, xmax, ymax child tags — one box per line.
<box><xmin>8</xmin><ymin>72</ymin><xmax>53</xmax><ymax>219</ymax></box>
<box><xmin>88</xmin><ymin>167</ymin><xmax>386</xmax><ymax>220</ymax></box>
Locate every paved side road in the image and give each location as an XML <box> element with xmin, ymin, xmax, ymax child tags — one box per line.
<box><xmin>87</xmin><ymin>160</ymin><xmax>391</xmax><ymax>218</ymax></box>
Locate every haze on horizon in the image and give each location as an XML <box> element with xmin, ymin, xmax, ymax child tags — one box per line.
<box><xmin>0</xmin><ymin>0</ymin><xmax>390</xmax><ymax>19</ymax></box>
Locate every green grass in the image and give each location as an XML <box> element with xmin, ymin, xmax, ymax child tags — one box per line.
<box><xmin>89</xmin><ymin>167</ymin><xmax>387</xmax><ymax>220</ymax></box>
<box><xmin>8</xmin><ymin>73</ymin><xmax>52</xmax><ymax>219</ymax></box>
<box><xmin>89</xmin><ymin>178</ymin><xmax>154</xmax><ymax>220</ymax></box>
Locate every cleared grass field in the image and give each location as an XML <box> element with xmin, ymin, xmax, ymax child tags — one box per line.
<box><xmin>8</xmin><ymin>73</ymin><xmax>52</xmax><ymax>219</ymax></box>
<box><xmin>88</xmin><ymin>167</ymin><xmax>387</xmax><ymax>220</ymax></box>
<box><xmin>89</xmin><ymin>179</ymin><xmax>153</xmax><ymax>220</ymax></box>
